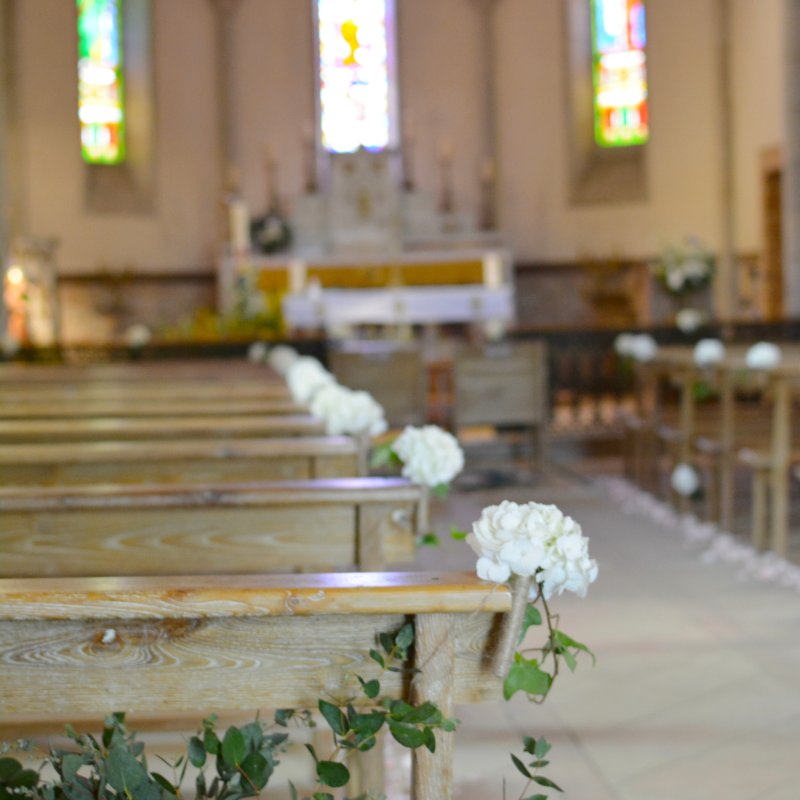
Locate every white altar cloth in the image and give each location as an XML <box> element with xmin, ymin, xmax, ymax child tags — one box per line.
<box><xmin>282</xmin><ymin>285</ymin><xmax>514</xmax><ymax>331</ymax></box>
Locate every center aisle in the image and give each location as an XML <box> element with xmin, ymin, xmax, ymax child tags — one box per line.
<box><xmin>419</xmin><ymin>472</ymin><xmax>800</xmax><ymax>800</ymax></box>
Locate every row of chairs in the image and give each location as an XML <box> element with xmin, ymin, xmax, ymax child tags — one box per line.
<box><xmin>623</xmin><ymin>344</ymin><xmax>800</xmax><ymax>556</ymax></box>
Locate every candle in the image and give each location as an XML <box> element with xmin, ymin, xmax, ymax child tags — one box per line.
<box><xmin>229</xmin><ymin>199</ymin><xmax>250</xmax><ymax>255</ymax></box>
<box><xmin>483</xmin><ymin>252</ymin><xmax>504</xmax><ymax>289</ymax></box>
<box><xmin>288</xmin><ymin>259</ymin><xmax>306</xmax><ymax>293</ymax></box>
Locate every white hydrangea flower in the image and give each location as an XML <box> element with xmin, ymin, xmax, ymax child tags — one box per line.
<box><xmin>247</xmin><ymin>341</ymin><xmax>268</xmax><ymax>363</ymax></box>
<box><xmin>745</xmin><ymin>342</ymin><xmax>782</xmax><ymax>370</ymax></box>
<box><xmin>693</xmin><ymin>338</ymin><xmax>725</xmax><ymax>367</ymax></box>
<box><xmin>671</xmin><ymin>462</ymin><xmax>700</xmax><ymax>497</ymax></box>
<box><xmin>675</xmin><ymin>308</ymin><xmax>705</xmax><ymax>333</ymax></box>
<box><xmin>614</xmin><ymin>333</ymin><xmax>636</xmax><ymax>358</ymax></box>
<box><xmin>285</xmin><ymin>356</ymin><xmax>336</xmax><ymax>403</ymax></box>
<box><xmin>268</xmin><ymin>345</ymin><xmax>299</xmax><ymax>375</ymax></box>
<box><xmin>630</xmin><ymin>334</ymin><xmax>658</xmax><ymax>363</ymax></box>
<box><xmin>124</xmin><ymin>324</ymin><xmax>151</xmax><ymax>349</ymax></box>
<box><xmin>467</xmin><ymin>500</ymin><xmax>597</xmax><ymax>599</ymax></box>
<box><xmin>391</xmin><ymin>425</ymin><xmax>465</xmax><ymax>488</ymax></box>
<box><xmin>309</xmin><ymin>383</ymin><xmax>387</xmax><ymax>436</ymax></box>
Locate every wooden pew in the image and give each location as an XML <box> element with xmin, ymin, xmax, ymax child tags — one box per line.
<box><xmin>0</xmin><ymin>436</ymin><xmax>364</xmax><ymax>486</ymax></box>
<box><xmin>0</xmin><ymin>396</ymin><xmax>306</xmax><ymax>419</ymax></box>
<box><xmin>0</xmin><ymin>571</ymin><xmax>510</xmax><ymax>799</ymax></box>
<box><xmin>0</xmin><ymin>414</ymin><xmax>325</xmax><ymax>444</ymax></box>
<box><xmin>0</xmin><ymin>477</ymin><xmax>426</xmax><ymax>575</ymax></box>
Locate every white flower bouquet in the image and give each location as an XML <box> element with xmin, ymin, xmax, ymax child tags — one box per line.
<box><xmin>465</xmin><ymin>500</ymin><xmax>597</xmax><ymax>700</ymax></box>
<box><xmin>267</xmin><ymin>344</ymin><xmax>299</xmax><ymax>375</ymax></box>
<box><xmin>285</xmin><ymin>356</ymin><xmax>336</xmax><ymax>403</ymax></box>
<box><xmin>468</xmin><ymin>500</ymin><xmax>597</xmax><ymax>599</ymax></box>
<box><xmin>652</xmin><ymin>236</ymin><xmax>715</xmax><ymax>296</ymax></box>
<box><xmin>371</xmin><ymin>425</ymin><xmax>465</xmax><ymax>493</ymax></box>
<box><xmin>309</xmin><ymin>383</ymin><xmax>387</xmax><ymax>437</ymax></box>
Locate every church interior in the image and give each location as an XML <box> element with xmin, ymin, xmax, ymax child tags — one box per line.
<box><xmin>1</xmin><ymin>1</ymin><xmax>799</xmax><ymax>798</ymax></box>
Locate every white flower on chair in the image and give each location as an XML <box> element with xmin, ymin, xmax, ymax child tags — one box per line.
<box><xmin>745</xmin><ymin>342</ymin><xmax>782</xmax><ymax>370</ymax></box>
<box><xmin>268</xmin><ymin>345</ymin><xmax>299</xmax><ymax>375</ymax></box>
<box><xmin>286</xmin><ymin>356</ymin><xmax>336</xmax><ymax>403</ymax></box>
<box><xmin>468</xmin><ymin>500</ymin><xmax>597</xmax><ymax>599</ymax></box>
<box><xmin>670</xmin><ymin>463</ymin><xmax>700</xmax><ymax>497</ymax></box>
<box><xmin>391</xmin><ymin>425</ymin><xmax>465</xmax><ymax>489</ymax></box>
<box><xmin>693</xmin><ymin>338</ymin><xmax>725</xmax><ymax>367</ymax></box>
<box><xmin>310</xmin><ymin>383</ymin><xmax>387</xmax><ymax>436</ymax></box>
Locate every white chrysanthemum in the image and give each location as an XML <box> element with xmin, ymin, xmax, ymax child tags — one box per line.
<box><xmin>630</xmin><ymin>334</ymin><xmax>658</xmax><ymax>363</ymax></box>
<box><xmin>124</xmin><ymin>324</ymin><xmax>151</xmax><ymax>349</ymax></box>
<box><xmin>693</xmin><ymin>338</ymin><xmax>725</xmax><ymax>367</ymax></box>
<box><xmin>268</xmin><ymin>345</ymin><xmax>299</xmax><ymax>375</ymax></box>
<box><xmin>675</xmin><ymin>308</ymin><xmax>705</xmax><ymax>333</ymax></box>
<box><xmin>614</xmin><ymin>333</ymin><xmax>636</xmax><ymax>358</ymax></box>
<box><xmin>671</xmin><ymin>462</ymin><xmax>700</xmax><ymax>497</ymax></box>
<box><xmin>666</xmin><ymin>266</ymin><xmax>686</xmax><ymax>292</ymax></box>
<box><xmin>285</xmin><ymin>356</ymin><xmax>336</xmax><ymax>403</ymax></box>
<box><xmin>247</xmin><ymin>341</ymin><xmax>268</xmax><ymax>363</ymax></box>
<box><xmin>391</xmin><ymin>425</ymin><xmax>465</xmax><ymax>488</ymax></box>
<box><xmin>745</xmin><ymin>342</ymin><xmax>782</xmax><ymax>370</ymax></box>
<box><xmin>309</xmin><ymin>383</ymin><xmax>387</xmax><ymax>436</ymax></box>
<box><xmin>467</xmin><ymin>500</ymin><xmax>597</xmax><ymax>599</ymax></box>
<box><xmin>1</xmin><ymin>333</ymin><xmax>20</xmax><ymax>358</ymax></box>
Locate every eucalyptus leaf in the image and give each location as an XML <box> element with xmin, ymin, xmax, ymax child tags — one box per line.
<box><xmin>188</xmin><ymin>736</ymin><xmax>206</xmax><ymax>768</ymax></box>
<box><xmin>221</xmin><ymin>726</ymin><xmax>246</xmax><ymax>767</ymax></box>
<box><xmin>316</xmin><ymin>760</ymin><xmax>350</xmax><ymax>788</ymax></box>
<box><xmin>511</xmin><ymin>753</ymin><xmax>532</xmax><ymax>778</ymax></box>
<box><xmin>532</xmin><ymin>775</ymin><xmax>563</xmax><ymax>791</ymax></box>
<box><xmin>319</xmin><ymin>700</ymin><xmax>348</xmax><ymax>736</ymax></box>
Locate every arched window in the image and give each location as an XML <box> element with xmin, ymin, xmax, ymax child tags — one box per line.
<box><xmin>314</xmin><ymin>0</ymin><xmax>398</xmax><ymax>153</ymax></box>
<box><xmin>591</xmin><ymin>0</ymin><xmax>648</xmax><ymax>148</ymax></box>
<box><xmin>77</xmin><ymin>0</ymin><xmax>126</xmax><ymax>164</ymax></box>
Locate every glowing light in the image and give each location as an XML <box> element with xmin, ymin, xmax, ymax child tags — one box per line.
<box><xmin>591</xmin><ymin>0</ymin><xmax>649</xmax><ymax>148</ymax></box>
<box><xmin>6</xmin><ymin>266</ymin><xmax>24</xmax><ymax>286</ymax></box>
<box><xmin>77</xmin><ymin>0</ymin><xmax>126</xmax><ymax>164</ymax></box>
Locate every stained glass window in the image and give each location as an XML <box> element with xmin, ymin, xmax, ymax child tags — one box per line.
<box><xmin>316</xmin><ymin>0</ymin><xmax>396</xmax><ymax>153</ymax></box>
<box><xmin>77</xmin><ymin>0</ymin><xmax>126</xmax><ymax>164</ymax></box>
<box><xmin>591</xmin><ymin>0</ymin><xmax>648</xmax><ymax>148</ymax></box>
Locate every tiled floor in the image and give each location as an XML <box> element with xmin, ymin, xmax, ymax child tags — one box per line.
<box><xmin>418</xmin><ymin>455</ymin><xmax>800</xmax><ymax>800</ymax></box>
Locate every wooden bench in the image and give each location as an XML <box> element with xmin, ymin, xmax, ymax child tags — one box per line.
<box><xmin>0</xmin><ymin>414</ymin><xmax>326</xmax><ymax>444</ymax></box>
<box><xmin>0</xmin><ymin>571</ymin><xmax>511</xmax><ymax>799</ymax></box>
<box><xmin>0</xmin><ymin>396</ymin><xmax>306</xmax><ymax>419</ymax></box>
<box><xmin>0</xmin><ymin>477</ymin><xmax>427</xmax><ymax>575</ymax></box>
<box><xmin>0</xmin><ymin>436</ymin><xmax>364</xmax><ymax>486</ymax></box>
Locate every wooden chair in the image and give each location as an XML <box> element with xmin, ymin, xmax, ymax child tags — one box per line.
<box><xmin>453</xmin><ymin>341</ymin><xmax>548</xmax><ymax>470</ymax></box>
<box><xmin>0</xmin><ymin>477</ymin><xmax>427</xmax><ymax>576</ymax></box>
<box><xmin>0</xmin><ymin>436</ymin><xmax>364</xmax><ymax>486</ymax></box>
<box><xmin>0</xmin><ymin>571</ymin><xmax>511</xmax><ymax>799</ymax></box>
<box><xmin>329</xmin><ymin>341</ymin><xmax>426</xmax><ymax>427</ymax></box>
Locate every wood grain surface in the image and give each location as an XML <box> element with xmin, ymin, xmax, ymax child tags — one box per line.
<box><xmin>0</xmin><ymin>479</ymin><xmax>423</xmax><ymax>575</ymax></box>
<box><xmin>0</xmin><ymin>414</ymin><xmax>324</xmax><ymax>443</ymax></box>
<box><xmin>0</xmin><ymin>437</ymin><xmax>362</xmax><ymax>485</ymax></box>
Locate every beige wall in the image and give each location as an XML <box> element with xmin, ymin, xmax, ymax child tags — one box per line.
<box><xmin>730</xmin><ymin>0</ymin><xmax>785</xmax><ymax>253</ymax></box>
<box><xmin>8</xmin><ymin>0</ymin><xmax>787</xmax><ymax>278</ymax></box>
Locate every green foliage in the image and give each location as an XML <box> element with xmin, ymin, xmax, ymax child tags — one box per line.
<box><xmin>450</xmin><ymin>527</ymin><xmax>468</xmax><ymax>541</ymax></box>
<box><xmin>416</xmin><ymin>532</ymin><xmax>440</xmax><ymax>547</ymax></box>
<box><xmin>368</xmin><ymin>442</ymin><xmax>402</xmax><ymax>470</ymax></box>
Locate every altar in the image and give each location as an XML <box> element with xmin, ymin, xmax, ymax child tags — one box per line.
<box><xmin>218</xmin><ymin>148</ymin><xmax>515</xmax><ymax>334</ymax></box>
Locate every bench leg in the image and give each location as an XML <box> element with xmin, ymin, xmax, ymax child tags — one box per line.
<box><xmin>751</xmin><ymin>469</ymin><xmax>769</xmax><ymax>551</ymax></box>
<box><xmin>719</xmin><ymin>454</ymin><xmax>735</xmax><ymax>532</ymax></box>
<box><xmin>412</xmin><ymin>613</ymin><xmax>455</xmax><ymax>800</ymax></box>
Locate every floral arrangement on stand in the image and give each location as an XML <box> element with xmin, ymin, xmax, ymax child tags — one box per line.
<box><xmin>651</xmin><ymin>236</ymin><xmax>715</xmax><ymax>331</ymax></box>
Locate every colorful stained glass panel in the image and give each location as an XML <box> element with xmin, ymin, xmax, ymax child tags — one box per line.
<box><xmin>317</xmin><ymin>0</ymin><xmax>395</xmax><ymax>153</ymax></box>
<box><xmin>591</xmin><ymin>0</ymin><xmax>648</xmax><ymax>148</ymax></box>
<box><xmin>77</xmin><ymin>0</ymin><xmax>126</xmax><ymax>164</ymax></box>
